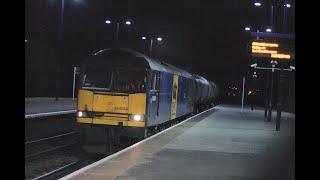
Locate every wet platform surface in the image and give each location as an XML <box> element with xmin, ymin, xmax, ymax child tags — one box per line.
<box><xmin>62</xmin><ymin>104</ymin><xmax>295</xmax><ymax>180</ymax></box>
<box><xmin>25</xmin><ymin>97</ymin><xmax>76</xmax><ymax>116</ymax></box>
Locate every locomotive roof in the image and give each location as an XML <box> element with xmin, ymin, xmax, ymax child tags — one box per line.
<box><xmin>193</xmin><ymin>74</ymin><xmax>210</xmax><ymax>85</ymax></box>
<box><xmin>93</xmin><ymin>48</ymin><xmax>194</xmax><ymax>79</ymax></box>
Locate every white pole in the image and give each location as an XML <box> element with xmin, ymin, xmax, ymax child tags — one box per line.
<box><xmin>72</xmin><ymin>67</ymin><xmax>76</xmax><ymax>100</ymax></box>
<box><xmin>149</xmin><ymin>39</ymin><xmax>153</xmax><ymax>57</ymax></box>
<box><xmin>241</xmin><ymin>76</ymin><xmax>246</xmax><ymax>112</ymax></box>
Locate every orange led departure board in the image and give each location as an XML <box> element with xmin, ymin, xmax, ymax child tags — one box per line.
<box><xmin>251</xmin><ymin>40</ymin><xmax>294</xmax><ymax>60</ymax></box>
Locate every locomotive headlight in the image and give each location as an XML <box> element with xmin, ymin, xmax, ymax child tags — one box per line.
<box><xmin>77</xmin><ymin>111</ymin><xmax>85</xmax><ymax>118</ymax></box>
<box><xmin>133</xmin><ymin>115</ymin><xmax>142</xmax><ymax>121</ymax></box>
<box><xmin>129</xmin><ymin>114</ymin><xmax>144</xmax><ymax>121</ymax></box>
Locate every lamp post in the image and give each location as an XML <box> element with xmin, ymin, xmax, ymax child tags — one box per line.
<box><xmin>270</xmin><ymin>5</ymin><xmax>273</xmax><ymax>30</ymax></box>
<box><xmin>105</xmin><ymin>19</ymin><xmax>132</xmax><ymax>44</ymax></box>
<box><xmin>253</xmin><ymin>2</ymin><xmax>292</xmax><ymax>34</ymax></box>
<box><xmin>55</xmin><ymin>0</ymin><xmax>81</xmax><ymax>101</ymax></box>
<box><xmin>241</xmin><ymin>76</ymin><xmax>246</xmax><ymax>112</ymax></box>
<box><xmin>55</xmin><ymin>0</ymin><xmax>65</xmax><ymax>101</ymax></box>
<box><xmin>276</xmin><ymin>74</ymin><xmax>283</xmax><ymax>131</ymax></box>
<box><xmin>276</xmin><ymin>65</ymin><xmax>294</xmax><ymax>131</ymax></box>
<box><xmin>283</xmin><ymin>2</ymin><xmax>291</xmax><ymax>33</ymax></box>
<box><xmin>264</xmin><ymin>71</ymin><xmax>270</xmax><ymax>118</ymax></box>
<box><xmin>250</xmin><ymin>63</ymin><xmax>295</xmax><ymax>130</ymax></box>
<box><xmin>141</xmin><ymin>36</ymin><xmax>162</xmax><ymax>57</ymax></box>
<box><xmin>267</xmin><ymin>60</ymin><xmax>277</xmax><ymax>122</ymax></box>
<box><xmin>281</xmin><ymin>2</ymin><xmax>291</xmax><ymax>33</ymax></box>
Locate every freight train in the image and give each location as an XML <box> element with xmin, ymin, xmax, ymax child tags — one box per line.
<box><xmin>76</xmin><ymin>48</ymin><xmax>220</xmax><ymax>153</ymax></box>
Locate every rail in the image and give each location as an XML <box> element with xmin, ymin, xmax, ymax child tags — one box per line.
<box><xmin>25</xmin><ymin>131</ymin><xmax>76</xmax><ymax>145</ymax></box>
<box><xmin>32</xmin><ymin>161</ymin><xmax>79</xmax><ymax>180</ymax></box>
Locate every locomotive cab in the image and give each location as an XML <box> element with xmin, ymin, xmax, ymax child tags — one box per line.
<box><xmin>76</xmin><ymin>50</ymin><xmax>152</xmax><ymax>153</ymax></box>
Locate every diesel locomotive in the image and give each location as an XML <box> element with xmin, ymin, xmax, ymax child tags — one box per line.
<box><xmin>76</xmin><ymin>48</ymin><xmax>220</xmax><ymax>153</ymax></box>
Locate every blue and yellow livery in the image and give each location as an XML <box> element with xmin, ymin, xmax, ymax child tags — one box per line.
<box><xmin>76</xmin><ymin>48</ymin><xmax>220</xmax><ymax>153</ymax></box>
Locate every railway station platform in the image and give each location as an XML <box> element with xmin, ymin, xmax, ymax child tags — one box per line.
<box><xmin>25</xmin><ymin>97</ymin><xmax>76</xmax><ymax>118</ymax></box>
<box><xmin>62</xmin><ymin>104</ymin><xmax>295</xmax><ymax>180</ymax></box>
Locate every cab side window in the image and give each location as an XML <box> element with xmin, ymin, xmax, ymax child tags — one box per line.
<box><xmin>152</xmin><ymin>71</ymin><xmax>161</xmax><ymax>91</ymax></box>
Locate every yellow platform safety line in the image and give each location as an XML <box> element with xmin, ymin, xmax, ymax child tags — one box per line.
<box><xmin>171</xmin><ymin>74</ymin><xmax>179</xmax><ymax>120</ymax></box>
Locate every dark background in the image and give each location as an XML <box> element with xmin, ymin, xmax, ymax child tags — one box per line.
<box><xmin>25</xmin><ymin>0</ymin><xmax>295</xmax><ymax>110</ymax></box>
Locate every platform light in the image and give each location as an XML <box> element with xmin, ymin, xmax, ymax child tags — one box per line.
<box><xmin>142</xmin><ymin>36</ymin><xmax>146</xmax><ymax>40</ymax></box>
<box><xmin>250</xmin><ymin>63</ymin><xmax>257</xmax><ymax>68</ymax></box>
<box><xmin>245</xmin><ymin>27</ymin><xmax>251</xmax><ymax>31</ymax></box>
<box><xmin>266</xmin><ymin>28</ymin><xmax>272</xmax><ymax>32</ymax></box>
<box><xmin>157</xmin><ymin>37</ymin><xmax>162</xmax><ymax>41</ymax></box>
<box><xmin>254</xmin><ymin>2</ymin><xmax>262</xmax><ymax>6</ymax></box>
<box><xmin>284</xmin><ymin>4</ymin><xmax>291</xmax><ymax>8</ymax></box>
<box><xmin>105</xmin><ymin>20</ymin><xmax>111</xmax><ymax>24</ymax></box>
<box><xmin>270</xmin><ymin>60</ymin><xmax>278</xmax><ymax>65</ymax></box>
<box><xmin>125</xmin><ymin>20</ymin><xmax>131</xmax><ymax>25</ymax></box>
<box><xmin>253</xmin><ymin>72</ymin><xmax>257</xmax><ymax>78</ymax></box>
<box><xmin>290</xmin><ymin>66</ymin><xmax>295</xmax><ymax>71</ymax></box>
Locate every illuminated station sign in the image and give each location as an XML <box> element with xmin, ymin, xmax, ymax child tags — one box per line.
<box><xmin>251</xmin><ymin>40</ymin><xmax>294</xmax><ymax>60</ymax></box>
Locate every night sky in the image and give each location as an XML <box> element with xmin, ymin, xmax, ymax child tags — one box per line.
<box><xmin>25</xmin><ymin>0</ymin><xmax>295</xmax><ymax>97</ymax></box>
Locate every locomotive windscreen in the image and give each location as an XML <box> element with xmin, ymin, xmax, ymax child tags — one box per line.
<box><xmin>80</xmin><ymin>58</ymin><xmax>147</xmax><ymax>93</ymax></box>
<box><xmin>112</xmin><ymin>68</ymin><xmax>147</xmax><ymax>92</ymax></box>
<box><xmin>82</xmin><ymin>63</ymin><xmax>113</xmax><ymax>90</ymax></box>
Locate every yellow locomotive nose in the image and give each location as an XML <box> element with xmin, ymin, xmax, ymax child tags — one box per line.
<box><xmin>77</xmin><ymin>89</ymin><xmax>146</xmax><ymax>127</ymax></box>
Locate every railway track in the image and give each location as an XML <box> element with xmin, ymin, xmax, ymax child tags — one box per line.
<box><xmin>25</xmin><ymin>135</ymin><xmax>134</xmax><ymax>180</ymax></box>
<box><xmin>25</xmin><ymin>131</ymin><xmax>76</xmax><ymax>145</ymax></box>
<box><xmin>25</xmin><ymin>112</ymin><xmax>76</xmax><ymax>143</ymax></box>
<box><xmin>31</xmin><ymin>161</ymin><xmax>79</xmax><ymax>180</ymax></box>
<box><xmin>25</xmin><ymin>130</ymin><xmax>134</xmax><ymax>179</ymax></box>
<box><xmin>25</xmin><ymin>131</ymin><xmax>78</xmax><ymax>159</ymax></box>
<box><xmin>25</xmin><ymin>107</ymin><xmax>217</xmax><ymax>179</ymax></box>
<box><xmin>25</xmin><ymin>146</ymin><xmax>103</xmax><ymax>180</ymax></box>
